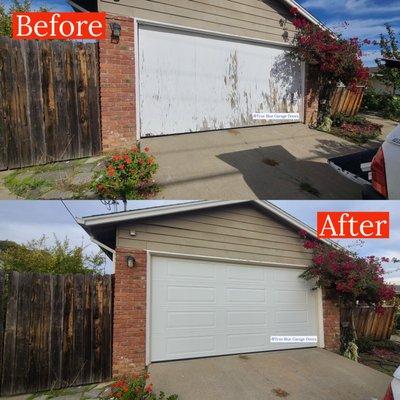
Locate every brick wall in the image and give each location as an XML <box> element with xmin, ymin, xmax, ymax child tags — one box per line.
<box><xmin>304</xmin><ymin>64</ymin><xmax>319</xmax><ymax>126</ymax></box>
<box><xmin>113</xmin><ymin>248</ymin><xmax>147</xmax><ymax>377</ymax></box>
<box><xmin>112</xmin><ymin>250</ymin><xmax>340</xmax><ymax>376</ymax></box>
<box><xmin>99</xmin><ymin>15</ymin><xmax>136</xmax><ymax>152</ymax></box>
<box><xmin>322</xmin><ymin>289</ymin><xmax>341</xmax><ymax>352</ymax></box>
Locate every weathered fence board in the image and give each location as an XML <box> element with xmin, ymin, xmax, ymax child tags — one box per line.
<box><xmin>341</xmin><ymin>306</ymin><xmax>396</xmax><ymax>341</ymax></box>
<box><xmin>0</xmin><ymin>37</ymin><xmax>101</xmax><ymax>170</ymax></box>
<box><xmin>331</xmin><ymin>86</ymin><xmax>365</xmax><ymax>117</ymax></box>
<box><xmin>0</xmin><ymin>272</ymin><xmax>113</xmax><ymax>396</ymax></box>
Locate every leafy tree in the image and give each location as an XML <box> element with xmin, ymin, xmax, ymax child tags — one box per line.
<box><xmin>0</xmin><ymin>0</ymin><xmax>48</xmax><ymax>37</ymax></box>
<box><xmin>0</xmin><ymin>235</ymin><xmax>105</xmax><ymax>274</ymax></box>
<box><xmin>375</xmin><ymin>24</ymin><xmax>400</xmax><ymax>95</ymax></box>
<box><xmin>0</xmin><ymin>239</ymin><xmax>19</xmax><ymax>252</ymax></box>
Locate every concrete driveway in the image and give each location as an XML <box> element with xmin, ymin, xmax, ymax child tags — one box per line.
<box><xmin>149</xmin><ymin>348</ymin><xmax>391</xmax><ymax>400</ymax></box>
<box><xmin>143</xmin><ymin>119</ymin><xmax>397</xmax><ymax>200</ymax></box>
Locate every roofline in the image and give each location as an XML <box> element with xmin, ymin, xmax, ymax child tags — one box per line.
<box><xmin>78</xmin><ymin>200</ymin><xmax>338</xmax><ymax>248</ymax></box>
<box><xmin>67</xmin><ymin>0</ymin><xmax>88</xmax><ymax>12</ymax></box>
<box><xmin>77</xmin><ymin>201</ymin><xmax>246</xmax><ymax>226</ymax></box>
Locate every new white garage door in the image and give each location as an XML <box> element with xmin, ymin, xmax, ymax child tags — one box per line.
<box><xmin>150</xmin><ymin>256</ymin><xmax>319</xmax><ymax>362</ymax></box>
<box><xmin>138</xmin><ymin>24</ymin><xmax>304</xmax><ymax>137</ymax></box>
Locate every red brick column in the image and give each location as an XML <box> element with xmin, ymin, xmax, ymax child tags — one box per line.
<box><xmin>99</xmin><ymin>15</ymin><xmax>136</xmax><ymax>152</ymax></box>
<box><xmin>322</xmin><ymin>289</ymin><xmax>341</xmax><ymax>352</ymax></box>
<box><xmin>113</xmin><ymin>248</ymin><xmax>147</xmax><ymax>377</ymax></box>
<box><xmin>304</xmin><ymin>64</ymin><xmax>319</xmax><ymax>126</ymax></box>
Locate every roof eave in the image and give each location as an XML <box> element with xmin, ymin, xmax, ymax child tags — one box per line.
<box><xmin>78</xmin><ymin>200</ymin><xmax>338</xmax><ymax>250</ymax></box>
<box><xmin>281</xmin><ymin>0</ymin><xmax>329</xmax><ymax>31</ymax></box>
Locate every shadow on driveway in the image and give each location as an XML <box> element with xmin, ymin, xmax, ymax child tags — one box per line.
<box><xmin>217</xmin><ymin>142</ymin><xmax>363</xmax><ymax>199</ymax></box>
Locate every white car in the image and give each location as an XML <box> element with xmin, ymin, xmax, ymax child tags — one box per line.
<box><xmin>382</xmin><ymin>365</ymin><xmax>400</xmax><ymax>400</ymax></box>
<box><xmin>328</xmin><ymin>123</ymin><xmax>400</xmax><ymax>200</ymax></box>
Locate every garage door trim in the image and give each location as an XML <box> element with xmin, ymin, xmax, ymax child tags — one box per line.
<box><xmin>134</xmin><ymin>19</ymin><xmax>306</xmax><ymax>140</ymax></box>
<box><xmin>145</xmin><ymin>250</ymin><xmax>324</xmax><ymax>365</ymax></box>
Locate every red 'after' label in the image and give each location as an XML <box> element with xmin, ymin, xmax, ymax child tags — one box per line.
<box><xmin>317</xmin><ymin>212</ymin><xmax>390</xmax><ymax>239</ymax></box>
<box><xmin>12</xmin><ymin>12</ymin><xmax>107</xmax><ymax>40</ymax></box>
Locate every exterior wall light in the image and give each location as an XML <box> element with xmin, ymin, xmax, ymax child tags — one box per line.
<box><xmin>126</xmin><ymin>255</ymin><xmax>135</xmax><ymax>268</ymax></box>
<box><xmin>110</xmin><ymin>22</ymin><xmax>121</xmax><ymax>43</ymax></box>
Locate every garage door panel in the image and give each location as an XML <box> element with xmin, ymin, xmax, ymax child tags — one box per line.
<box><xmin>150</xmin><ymin>257</ymin><xmax>318</xmax><ymax>361</ymax></box>
<box><xmin>167</xmin><ymin>285</ymin><xmax>216</xmax><ymax>303</ymax></box>
<box><xmin>167</xmin><ymin>311</ymin><xmax>216</xmax><ymax>329</ymax></box>
<box><xmin>139</xmin><ymin>25</ymin><xmax>303</xmax><ymax>137</ymax></box>
<box><xmin>226</xmin><ymin>287</ymin><xmax>267</xmax><ymax>303</ymax></box>
<box><xmin>227</xmin><ymin>311</ymin><xmax>267</xmax><ymax>327</ymax></box>
<box><xmin>275</xmin><ymin>310</ymin><xmax>309</xmax><ymax>324</ymax></box>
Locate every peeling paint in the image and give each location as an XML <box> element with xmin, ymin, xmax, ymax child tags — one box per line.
<box><xmin>138</xmin><ymin>25</ymin><xmax>303</xmax><ymax>137</ymax></box>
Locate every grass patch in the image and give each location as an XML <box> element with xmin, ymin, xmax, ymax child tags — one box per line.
<box><xmin>5</xmin><ymin>172</ymin><xmax>53</xmax><ymax>198</ymax></box>
<box><xmin>26</xmin><ymin>384</ymin><xmax>97</xmax><ymax>400</ymax></box>
<box><xmin>299</xmin><ymin>181</ymin><xmax>320</xmax><ymax>197</ymax></box>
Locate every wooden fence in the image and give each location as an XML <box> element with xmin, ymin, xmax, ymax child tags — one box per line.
<box><xmin>0</xmin><ymin>271</ymin><xmax>113</xmax><ymax>396</ymax></box>
<box><xmin>331</xmin><ymin>86</ymin><xmax>365</xmax><ymax>117</ymax></box>
<box><xmin>0</xmin><ymin>37</ymin><xmax>101</xmax><ymax>170</ymax></box>
<box><xmin>341</xmin><ymin>306</ymin><xmax>397</xmax><ymax>341</ymax></box>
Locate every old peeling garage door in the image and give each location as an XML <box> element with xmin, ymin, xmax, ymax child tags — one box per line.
<box><xmin>150</xmin><ymin>256</ymin><xmax>319</xmax><ymax>362</ymax></box>
<box><xmin>138</xmin><ymin>24</ymin><xmax>304</xmax><ymax>137</ymax></box>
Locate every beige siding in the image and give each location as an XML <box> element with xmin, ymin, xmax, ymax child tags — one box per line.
<box><xmin>117</xmin><ymin>204</ymin><xmax>312</xmax><ymax>266</ymax></box>
<box><xmin>99</xmin><ymin>0</ymin><xmax>296</xmax><ymax>44</ymax></box>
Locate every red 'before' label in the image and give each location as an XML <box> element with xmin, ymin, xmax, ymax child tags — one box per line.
<box><xmin>317</xmin><ymin>212</ymin><xmax>390</xmax><ymax>239</ymax></box>
<box><xmin>12</xmin><ymin>12</ymin><xmax>106</xmax><ymax>40</ymax></box>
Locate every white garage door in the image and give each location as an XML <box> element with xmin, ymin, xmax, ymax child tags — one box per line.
<box><xmin>138</xmin><ymin>24</ymin><xmax>304</xmax><ymax>137</ymax></box>
<box><xmin>150</xmin><ymin>256</ymin><xmax>319</xmax><ymax>362</ymax></box>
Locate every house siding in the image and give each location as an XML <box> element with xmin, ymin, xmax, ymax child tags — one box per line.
<box><xmin>98</xmin><ymin>0</ymin><xmax>296</xmax><ymax>44</ymax></box>
<box><xmin>116</xmin><ymin>204</ymin><xmax>312</xmax><ymax>266</ymax></box>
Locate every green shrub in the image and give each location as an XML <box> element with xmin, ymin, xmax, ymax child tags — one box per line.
<box><xmin>92</xmin><ymin>144</ymin><xmax>159</xmax><ymax>201</ymax></box>
<box><xmin>332</xmin><ymin>113</ymin><xmax>367</xmax><ymax>126</ymax></box>
<box><xmin>361</xmin><ymin>89</ymin><xmax>400</xmax><ymax>121</ymax></box>
<box><xmin>382</xmin><ymin>95</ymin><xmax>400</xmax><ymax>120</ymax></box>
<box><xmin>362</xmin><ymin>89</ymin><xmax>385</xmax><ymax>112</ymax></box>
<box><xmin>356</xmin><ymin>336</ymin><xmax>374</xmax><ymax>353</ymax></box>
<box><xmin>373</xmin><ymin>340</ymin><xmax>398</xmax><ymax>351</ymax></box>
<box><xmin>396</xmin><ymin>312</ymin><xmax>400</xmax><ymax>331</ymax></box>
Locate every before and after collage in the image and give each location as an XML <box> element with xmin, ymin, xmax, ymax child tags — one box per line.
<box><xmin>0</xmin><ymin>0</ymin><xmax>399</xmax><ymax>399</ymax></box>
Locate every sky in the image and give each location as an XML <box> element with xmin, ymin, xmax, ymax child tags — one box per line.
<box><xmin>0</xmin><ymin>200</ymin><xmax>399</xmax><ymax>284</ymax></box>
<box><xmin>3</xmin><ymin>0</ymin><xmax>399</xmax><ymax>67</ymax></box>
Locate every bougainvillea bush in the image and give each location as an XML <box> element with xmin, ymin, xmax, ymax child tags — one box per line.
<box><xmin>300</xmin><ymin>232</ymin><xmax>396</xmax><ymax>311</ymax></box>
<box><xmin>299</xmin><ymin>231</ymin><xmax>397</xmax><ymax>349</ymax></box>
<box><xmin>92</xmin><ymin>145</ymin><xmax>158</xmax><ymax>204</ymax></box>
<box><xmin>107</xmin><ymin>372</ymin><xmax>178</xmax><ymax>400</ymax></box>
<box><xmin>289</xmin><ymin>7</ymin><xmax>369</xmax><ymax>128</ymax></box>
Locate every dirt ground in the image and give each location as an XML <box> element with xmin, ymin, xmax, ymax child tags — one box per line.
<box><xmin>359</xmin><ymin>340</ymin><xmax>400</xmax><ymax>376</ymax></box>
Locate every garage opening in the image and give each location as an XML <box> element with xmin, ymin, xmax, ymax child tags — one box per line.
<box><xmin>150</xmin><ymin>256</ymin><xmax>319</xmax><ymax>362</ymax></box>
<box><xmin>138</xmin><ymin>24</ymin><xmax>304</xmax><ymax>138</ymax></box>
